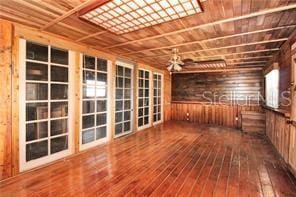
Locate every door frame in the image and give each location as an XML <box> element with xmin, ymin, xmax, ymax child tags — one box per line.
<box><xmin>19</xmin><ymin>39</ymin><xmax>74</xmax><ymax>172</ymax></box>
<box><xmin>152</xmin><ymin>72</ymin><xmax>164</xmax><ymax>126</ymax></box>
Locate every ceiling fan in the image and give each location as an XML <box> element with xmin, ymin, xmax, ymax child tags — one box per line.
<box><xmin>167</xmin><ymin>48</ymin><xmax>227</xmax><ymax>72</ymax></box>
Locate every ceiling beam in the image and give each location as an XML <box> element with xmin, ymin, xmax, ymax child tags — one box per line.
<box><xmin>194</xmin><ymin>55</ymin><xmax>273</xmax><ymax>61</ymax></box>
<box><xmin>227</xmin><ymin>61</ymin><xmax>267</xmax><ymax>65</ymax></box>
<box><xmin>121</xmin><ymin>25</ymin><xmax>296</xmax><ymax>55</ymax></box>
<box><xmin>176</xmin><ymin>66</ymin><xmax>263</xmax><ymax>74</ymax></box>
<box><xmin>148</xmin><ymin>38</ymin><xmax>287</xmax><ymax>58</ymax></box>
<box><xmin>41</xmin><ymin>0</ymin><xmax>100</xmax><ymax>30</ymax></box>
<box><xmin>103</xmin><ymin>4</ymin><xmax>296</xmax><ymax>49</ymax></box>
<box><xmin>76</xmin><ymin>31</ymin><xmax>108</xmax><ymax>42</ymax></box>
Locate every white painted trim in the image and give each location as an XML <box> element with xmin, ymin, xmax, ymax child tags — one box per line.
<box><xmin>115</xmin><ymin>60</ymin><xmax>134</xmax><ymax>69</ymax></box>
<box><xmin>152</xmin><ymin>72</ymin><xmax>164</xmax><ymax>125</ymax></box>
<box><xmin>19</xmin><ymin>39</ymin><xmax>73</xmax><ymax>172</ymax></box>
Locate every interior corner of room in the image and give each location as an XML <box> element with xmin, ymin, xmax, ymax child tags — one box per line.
<box><xmin>0</xmin><ymin>0</ymin><xmax>296</xmax><ymax>195</ymax></box>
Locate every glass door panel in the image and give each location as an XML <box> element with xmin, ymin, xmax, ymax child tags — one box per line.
<box><xmin>115</xmin><ymin>64</ymin><xmax>133</xmax><ymax>137</ymax></box>
<box><xmin>81</xmin><ymin>55</ymin><xmax>108</xmax><ymax>150</ymax></box>
<box><xmin>20</xmin><ymin>40</ymin><xmax>72</xmax><ymax>171</ymax></box>
<box><xmin>153</xmin><ymin>73</ymin><xmax>163</xmax><ymax>124</ymax></box>
<box><xmin>138</xmin><ymin>69</ymin><xmax>150</xmax><ymax>129</ymax></box>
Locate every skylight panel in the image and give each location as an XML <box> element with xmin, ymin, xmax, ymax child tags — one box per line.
<box><xmin>80</xmin><ymin>0</ymin><xmax>203</xmax><ymax>34</ymax></box>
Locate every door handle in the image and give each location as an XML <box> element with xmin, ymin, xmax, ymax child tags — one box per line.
<box><xmin>287</xmin><ymin>119</ymin><xmax>296</xmax><ymax>126</ymax></box>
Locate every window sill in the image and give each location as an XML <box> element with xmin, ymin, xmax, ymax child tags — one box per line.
<box><xmin>262</xmin><ymin>105</ymin><xmax>291</xmax><ymax>118</ymax></box>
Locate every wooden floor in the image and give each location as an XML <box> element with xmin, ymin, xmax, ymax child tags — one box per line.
<box><xmin>1</xmin><ymin>121</ymin><xmax>296</xmax><ymax>196</ymax></box>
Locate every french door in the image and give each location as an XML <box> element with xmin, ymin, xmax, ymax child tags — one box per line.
<box><xmin>115</xmin><ymin>62</ymin><xmax>133</xmax><ymax>137</ymax></box>
<box><xmin>138</xmin><ymin>69</ymin><xmax>151</xmax><ymax>130</ymax></box>
<box><xmin>19</xmin><ymin>39</ymin><xmax>74</xmax><ymax>171</ymax></box>
<box><xmin>80</xmin><ymin>54</ymin><xmax>110</xmax><ymax>150</ymax></box>
<box><xmin>153</xmin><ymin>73</ymin><xmax>163</xmax><ymax>124</ymax></box>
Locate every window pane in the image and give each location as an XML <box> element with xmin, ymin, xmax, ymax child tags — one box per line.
<box><xmin>144</xmin><ymin>116</ymin><xmax>149</xmax><ymax>124</ymax></box>
<box><xmin>26</xmin><ymin>62</ymin><xmax>48</xmax><ymax>81</ymax></box>
<box><xmin>82</xmin><ymin>115</ymin><xmax>95</xmax><ymax>129</ymax></box>
<box><xmin>96</xmin><ymin>113</ymin><xmax>107</xmax><ymax>125</ymax></box>
<box><xmin>125</xmin><ymin>78</ymin><xmax>131</xmax><ymax>88</ymax></box>
<box><xmin>83</xmin><ymin>100</ymin><xmax>95</xmax><ymax>114</ymax></box>
<box><xmin>82</xmin><ymin>129</ymin><xmax>95</xmax><ymax>144</ymax></box>
<box><xmin>26</xmin><ymin>103</ymin><xmax>48</xmax><ymax>121</ymax></box>
<box><xmin>139</xmin><ymin>70</ymin><xmax>144</xmax><ymax>78</ymax></box>
<box><xmin>139</xmin><ymin>89</ymin><xmax>144</xmax><ymax>98</ymax></box>
<box><xmin>124</xmin><ymin>111</ymin><xmax>130</xmax><ymax>121</ymax></box>
<box><xmin>97</xmin><ymin>58</ymin><xmax>107</xmax><ymax>72</ymax></box>
<box><xmin>51</xmin><ymin>84</ymin><xmax>68</xmax><ymax>100</ymax></box>
<box><xmin>116</xmin><ymin>77</ymin><xmax>123</xmax><ymax>88</ymax></box>
<box><xmin>139</xmin><ymin>98</ymin><xmax>143</xmax><ymax>107</ymax></box>
<box><xmin>117</xmin><ymin>66</ymin><xmax>123</xmax><ymax>76</ymax></box>
<box><xmin>116</xmin><ymin>89</ymin><xmax>123</xmax><ymax>99</ymax></box>
<box><xmin>97</xmin><ymin>100</ymin><xmax>107</xmax><ymax>112</ymax></box>
<box><xmin>125</xmin><ymin>68</ymin><xmax>131</xmax><ymax>78</ymax></box>
<box><xmin>116</xmin><ymin>101</ymin><xmax>123</xmax><ymax>111</ymax></box>
<box><xmin>144</xmin><ymin>107</ymin><xmax>149</xmax><ymax>115</ymax></box>
<box><xmin>96</xmin><ymin>87</ymin><xmax>107</xmax><ymax>98</ymax></box>
<box><xmin>84</xmin><ymin>55</ymin><xmax>95</xmax><ymax>70</ymax></box>
<box><xmin>26</xmin><ymin>83</ymin><xmax>48</xmax><ymax>100</ymax></box>
<box><xmin>51</xmin><ymin>66</ymin><xmax>68</xmax><ymax>82</ymax></box>
<box><xmin>138</xmin><ymin>118</ymin><xmax>143</xmax><ymax>127</ymax></box>
<box><xmin>97</xmin><ymin>73</ymin><xmax>107</xmax><ymax>86</ymax></box>
<box><xmin>83</xmin><ymin>71</ymin><xmax>95</xmax><ymax>84</ymax></box>
<box><xmin>96</xmin><ymin>126</ymin><xmax>107</xmax><ymax>140</ymax></box>
<box><xmin>83</xmin><ymin>85</ymin><xmax>95</xmax><ymax>98</ymax></box>
<box><xmin>138</xmin><ymin>108</ymin><xmax>143</xmax><ymax>117</ymax></box>
<box><xmin>50</xmin><ymin>119</ymin><xmax>68</xmax><ymax>136</ymax></box>
<box><xmin>115</xmin><ymin>112</ymin><xmax>122</xmax><ymax>123</ymax></box>
<box><xmin>124</xmin><ymin>89</ymin><xmax>131</xmax><ymax>99</ymax></box>
<box><xmin>138</xmin><ymin>79</ymin><xmax>143</xmax><ymax>88</ymax></box>
<box><xmin>145</xmin><ymin>80</ymin><xmax>149</xmax><ymax>88</ymax></box>
<box><xmin>51</xmin><ymin>47</ymin><xmax>68</xmax><ymax>65</ymax></box>
<box><xmin>144</xmin><ymin>98</ymin><xmax>149</xmax><ymax>106</ymax></box>
<box><xmin>124</xmin><ymin>121</ymin><xmax>130</xmax><ymax>132</ymax></box>
<box><xmin>50</xmin><ymin>136</ymin><xmax>68</xmax><ymax>154</ymax></box>
<box><xmin>26</xmin><ymin>121</ymin><xmax>48</xmax><ymax>142</ymax></box>
<box><xmin>26</xmin><ymin>42</ymin><xmax>48</xmax><ymax>62</ymax></box>
<box><xmin>51</xmin><ymin>102</ymin><xmax>68</xmax><ymax>118</ymax></box>
<box><xmin>124</xmin><ymin>100</ymin><xmax>131</xmax><ymax>110</ymax></box>
<box><xmin>26</xmin><ymin>140</ymin><xmax>48</xmax><ymax>161</ymax></box>
<box><xmin>115</xmin><ymin>123</ymin><xmax>122</xmax><ymax>135</ymax></box>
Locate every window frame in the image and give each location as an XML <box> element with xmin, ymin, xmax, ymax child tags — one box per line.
<box><xmin>19</xmin><ymin>39</ymin><xmax>75</xmax><ymax>172</ymax></box>
<box><xmin>265</xmin><ymin>69</ymin><xmax>279</xmax><ymax>109</ymax></box>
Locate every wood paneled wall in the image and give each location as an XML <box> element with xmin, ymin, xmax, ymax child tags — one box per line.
<box><xmin>0</xmin><ymin>20</ymin><xmax>12</xmax><ymax>180</ymax></box>
<box><xmin>172</xmin><ymin>70</ymin><xmax>263</xmax><ymax>104</ymax></box>
<box><xmin>0</xmin><ymin>20</ymin><xmax>171</xmax><ymax>181</ymax></box>
<box><xmin>164</xmin><ymin>72</ymin><xmax>171</xmax><ymax>121</ymax></box>
<box><xmin>171</xmin><ymin>102</ymin><xmax>262</xmax><ymax>129</ymax></box>
<box><xmin>265</xmin><ymin>110</ymin><xmax>290</xmax><ymax>162</ymax></box>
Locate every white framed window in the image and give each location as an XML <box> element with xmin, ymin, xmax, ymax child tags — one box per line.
<box><xmin>80</xmin><ymin>54</ymin><xmax>110</xmax><ymax>150</ymax></box>
<box><xmin>19</xmin><ymin>39</ymin><xmax>75</xmax><ymax>171</ymax></box>
<box><xmin>138</xmin><ymin>69</ymin><xmax>151</xmax><ymax>130</ymax></box>
<box><xmin>265</xmin><ymin>69</ymin><xmax>279</xmax><ymax>108</ymax></box>
<box><xmin>153</xmin><ymin>73</ymin><xmax>163</xmax><ymax>124</ymax></box>
<box><xmin>115</xmin><ymin>61</ymin><xmax>134</xmax><ymax>137</ymax></box>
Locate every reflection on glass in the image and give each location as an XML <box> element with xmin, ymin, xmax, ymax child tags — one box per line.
<box><xmin>51</xmin><ymin>47</ymin><xmax>68</xmax><ymax>65</ymax></box>
<box><xmin>26</xmin><ymin>42</ymin><xmax>48</xmax><ymax>62</ymax></box>
<box><xmin>51</xmin><ymin>66</ymin><xmax>68</xmax><ymax>82</ymax></box>
<box><xmin>96</xmin><ymin>113</ymin><xmax>107</xmax><ymax>125</ymax></box>
<box><xmin>51</xmin><ymin>102</ymin><xmax>68</xmax><ymax>118</ymax></box>
<box><xmin>26</xmin><ymin>140</ymin><xmax>48</xmax><ymax>161</ymax></box>
<box><xmin>50</xmin><ymin>119</ymin><xmax>68</xmax><ymax>136</ymax></box>
<box><xmin>115</xmin><ymin>123</ymin><xmax>122</xmax><ymax>135</ymax></box>
<box><xmin>96</xmin><ymin>87</ymin><xmax>106</xmax><ymax>98</ymax></box>
<box><xmin>97</xmin><ymin>100</ymin><xmax>107</xmax><ymax>112</ymax></box>
<box><xmin>97</xmin><ymin>58</ymin><xmax>107</xmax><ymax>71</ymax></box>
<box><xmin>26</xmin><ymin>83</ymin><xmax>48</xmax><ymax>100</ymax></box>
<box><xmin>26</xmin><ymin>62</ymin><xmax>48</xmax><ymax>81</ymax></box>
<box><xmin>83</xmin><ymin>71</ymin><xmax>95</xmax><ymax>84</ymax></box>
<box><xmin>26</xmin><ymin>103</ymin><xmax>48</xmax><ymax>121</ymax></box>
<box><xmin>50</xmin><ymin>136</ymin><xmax>68</xmax><ymax>154</ymax></box>
<box><xmin>96</xmin><ymin>126</ymin><xmax>107</xmax><ymax>139</ymax></box>
<box><xmin>84</xmin><ymin>55</ymin><xmax>95</xmax><ymax>70</ymax></box>
<box><xmin>97</xmin><ymin>73</ymin><xmax>107</xmax><ymax>86</ymax></box>
<box><xmin>82</xmin><ymin>129</ymin><xmax>95</xmax><ymax>144</ymax></box>
<box><xmin>26</xmin><ymin>121</ymin><xmax>48</xmax><ymax>141</ymax></box>
<box><xmin>83</xmin><ymin>100</ymin><xmax>95</xmax><ymax>114</ymax></box>
<box><xmin>82</xmin><ymin>115</ymin><xmax>95</xmax><ymax>129</ymax></box>
<box><xmin>83</xmin><ymin>85</ymin><xmax>95</xmax><ymax>98</ymax></box>
<box><xmin>51</xmin><ymin>84</ymin><xmax>68</xmax><ymax>100</ymax></box>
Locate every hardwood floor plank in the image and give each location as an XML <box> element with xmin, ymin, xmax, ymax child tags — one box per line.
<box><xmin>0</xmin><ymin>122</ymin><xmax>295</xmax><ymax>196</ymax></box>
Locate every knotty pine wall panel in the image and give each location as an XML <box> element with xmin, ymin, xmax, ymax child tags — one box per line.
<box><xmin>172</xmin><ymin>70</ymin><xmax>263</xmax><ymax>104</ymax></box>
<box><xmin>0</xmin><ymin>20</ymin><xmax>12</xmax><ymax>180</ymax></box>
<box><xmin>171</xmin><ymin>102</ymin><xmax>262</xmax><ymax>129</ymax></box>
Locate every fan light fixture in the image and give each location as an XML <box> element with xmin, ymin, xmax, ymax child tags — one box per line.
<box><xmin>167</xmin><ymin>48</ymin><xmax>184</xmax><ymax>72</ymax></box>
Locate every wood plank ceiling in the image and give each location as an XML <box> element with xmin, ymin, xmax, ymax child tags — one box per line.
<box><xmin>0</xmin><ymin>0</ymin><xmax>296</xmax><ymax>70</ymax></box>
